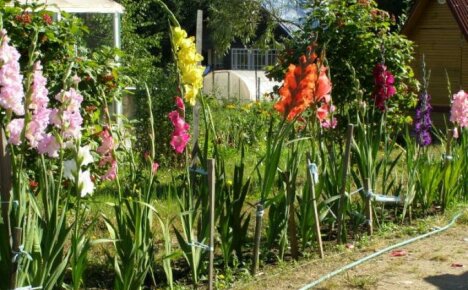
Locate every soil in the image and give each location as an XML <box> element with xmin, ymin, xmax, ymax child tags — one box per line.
<box><xmin>232</xmin><ymin>222</ymin><xmax>468</xmax><ymax>290</ymax></box>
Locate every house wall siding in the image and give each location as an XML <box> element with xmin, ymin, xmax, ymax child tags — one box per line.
<box><xmin>408</xmin><ymin>1</ymin><xmax>466</xmax><ymax>107</ymax></box>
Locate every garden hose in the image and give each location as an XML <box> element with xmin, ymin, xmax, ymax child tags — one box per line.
<box><xmin>298</xmin><ymin>212</ymin><xmax>463</xmax><ymax>290</ymax></box>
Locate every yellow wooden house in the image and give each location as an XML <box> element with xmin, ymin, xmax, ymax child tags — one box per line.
<box><xmin>402</xmin><ymin>0</ymin><xmax>467</xmax><ymax>112</ymax></box>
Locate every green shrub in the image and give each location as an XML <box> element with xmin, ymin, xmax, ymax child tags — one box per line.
<box><xmin>267</xmin><ymin>0</ymin><xmax>419</xmax><ymax>130</ymax></box>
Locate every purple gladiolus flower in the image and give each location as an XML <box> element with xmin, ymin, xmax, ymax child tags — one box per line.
<box><xmin>412</xmin><ymin>92</ymin><xmax>432</xmax><ymax>146</ymax></box>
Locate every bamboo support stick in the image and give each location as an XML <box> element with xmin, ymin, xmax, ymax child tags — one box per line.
<box><xmin>207</xmin><ymin>159</ymin><xmax>215</xmax><ymax>290</ymax></box>
<box><xmin>337</xmin><ymin>124</ymin><xmax>354</xmax><ymax>244</ymax></box>
<box><xmin>306</xmin><ymin>153</ymin><xmax>324</xmax><ymax>259</ymax></box>
<box><xmin>251</xmin><ymin>202</ymin><xmax>264</xmax><ymax>275</ymax></box>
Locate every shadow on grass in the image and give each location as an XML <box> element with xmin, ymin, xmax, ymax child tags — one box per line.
<box><xmin>424</xmin><ymin>271</ymin><xmax>468</xmax><ymax>290</ymax></box>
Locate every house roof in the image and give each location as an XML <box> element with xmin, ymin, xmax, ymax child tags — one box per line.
<box><xmin>11</xmin><ymin>0</ymin><xmax>124</xmax><ymax>14</ymax></box>
<box><xmin>402</xmin><ymin>0</ymin><xmax>468</xmax><ymax>40</ymax></box>
<box><xmin>447</xmin><ymin>0</ymin><xmax>468</xmax><ymax>40</ymax></box>
<box><xmin>263</xmin><ymin>1</ymin><xmax>307</xmax><ymax>36</ymax></box>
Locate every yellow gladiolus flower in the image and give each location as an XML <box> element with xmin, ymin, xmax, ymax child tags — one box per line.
<box><xmin>172</xmin><ymin>26</ymin><xmax>204</xmax><ymax>106</ymax></box>
<box><xmin>184</xmin><ymin>84</ymin><xmax>198</xmax><ymax>106</ymax></box>
<box><xmin>172</xmin><ymin>27</ymin><xmax>187</xmax><ymax>48</ymax></box>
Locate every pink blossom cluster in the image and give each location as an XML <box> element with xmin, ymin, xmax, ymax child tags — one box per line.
<box><xmin>6</xmin><ymin>61</ymin><xmax>60</xmax><ymax>157</ymax></box>
<box><xmin>97</xmin><ymin>128</ymin><xmax>117</xmax><ymax>181</ymax></box>
<box><xmin>168</xmin><ymin>96</ymin><xmax>190</xmax><ymax>154</ymax></box>
<box><xmin>27</xmin><ymin>62</ymin><xmax>52</xmax><ymax>148</ymax></box>
<box><xmin>50</xmin><ymin>88</ymin><xmax>83</xmax><ymax>140</ymax></box>
<box><xmin>0</xmin><ymin>29</ymin><xmax>25</xmax><ymax>115</ymax></box>
<box><xmin>450</xmin><ymin>90</ymin><xmax>468</xmax><ymax>128</ymax></box>
<box><xmin>316</xmin><ymin>94</ymin><xmax>337</xmax><ymax>129</ymax></box>
<box><xmin>371</xmin><ymin>63</ymin><xmax>396</xmax><ymax>111</ymax></box>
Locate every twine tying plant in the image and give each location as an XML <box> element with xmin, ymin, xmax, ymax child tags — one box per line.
<box><xmin>11</xmin><ymin>245</ymin><xmax>32</xmax><ymax>263</ymax></box>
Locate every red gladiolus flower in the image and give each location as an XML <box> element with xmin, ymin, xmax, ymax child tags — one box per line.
<box><xmin>371</xmin><ymin>63</ymin><xmax>396</xmax><ymax>111</ymax></box>
<box><xmin>29</xmin><ymin>180</ymin><xmax>39</xmax><ymax>189</ymax></box>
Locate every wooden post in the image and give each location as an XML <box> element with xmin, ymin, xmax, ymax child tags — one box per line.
<box><xmin>207</xmin><ymin>159</ymin><xmax>215</xmax><ymax>290</ymax></box>
<box><xmin>336</xmin><ymin>124</ymin><xmax>354</xmax><ymax>244</ymax></box>
<box><xmin>442</xmin><ymin>129</ymin><xmax>454</xmax><ymax>213</ymax></box>
<box><xmin>306</xmin><ymin>153</ymin><xmax>324</xmax><ymax>259</ymax></box>
<box><xmin>251</xmin><ymin>203</ymin><xmax>263</xmax><ymax>275</ymax></box>
<box><xmin>364</xmin><ymin>178</ymin><xmax>373</xmax><ymax>235</ymax></box>
<box><xmin>192</xmin><ymin>10</ymin><xmax>203</xmax><ymax>147</ymax></box>
<box><xmin>10</xmin><ymin>227</ymin><xmax>22</xmax><ymax>289</ymax></box>
<box><xmin>0</xmin><ymin>128</ymin><xmax>12</xmax><ymax>244</ymax></box>
<box><xmin>283</xmin><ymin>172</ymin><xmax>299</xmax><ymax>259</ymax></box>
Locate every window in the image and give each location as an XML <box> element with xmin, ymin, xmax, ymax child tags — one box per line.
<box><xmin>231</xmin><ymin>48</ymin><xmax>278</xmax><ymax>70</ymax></box>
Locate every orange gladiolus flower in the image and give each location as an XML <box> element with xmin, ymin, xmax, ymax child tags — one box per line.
<box><xmin>274</xmin><ymin>53</ymin><xmax>332</xmax><ymax>121</ymax></box>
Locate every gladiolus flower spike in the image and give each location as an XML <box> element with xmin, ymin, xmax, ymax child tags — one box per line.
<box><xmin>171</xmin><ymin>26</ymin><xmax>204</xmax><ymax>106</ymax></box>
<box><xmin>169</xmin><ymin>96</ymin><xmax>190</xmax><ymax>154</ymax></box>
<box><xmin>371</xmin><ymin>63</ymin><xmax>396</xmax><ymax>111</ymax></box>
<box><xmin>450</xmin><ymin>90</ymin><xmax>468</xmax><ymax>129</ymax></box>
<box><xmin>274</xmin><ymin>52</ymin><xmax>333</xmax><ymax>124</ymax></box>
<box><xmin>412</xmin><ymin>91</ymin><xmax>433</xmax><ymax>146</ymax></box>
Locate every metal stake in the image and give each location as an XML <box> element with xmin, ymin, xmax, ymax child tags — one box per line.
<box><xmin>364</xmin><ymin>178</ymin><xmax>373</xmax><ymax>235</ymax></box>
<box><xmin>207</xmin><ymin>159</ymin><xmax>215</xmax><ymax>290</ymax></box>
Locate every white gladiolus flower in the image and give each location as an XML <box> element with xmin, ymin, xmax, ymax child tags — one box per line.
<box><xmin>78</xmin><ymin>170</ymin><xmax>94</xmax><ymax>197</ymax></box>
<box><xmin>78</xmin><ymin>145</ymin><xmax>94</xmax><ymax>167</ymax></box>
<box><xmin>64</xmin><ymin>159</ymin><xmax>77</xmax><ymax>180</ymax></box>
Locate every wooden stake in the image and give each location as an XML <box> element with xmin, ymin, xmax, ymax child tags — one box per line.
<box><xmin>0</xmin><ymin>127</ymin><xmax>12</xmax><ymax>245</ymax></box>
<box><xmin>10</xmin><ymin>227</ymin><xmax>22</xmax><ymax>290</ymax></box>
<box><xmin>306</xmin><ymin>153</ymin><xmax>324</xmax><ymax>259</ymax></box>
<box><xmin>284</xmin><ymin>172</ymin><xmax>299</xmax><ymax>260</ymax></box>
<box><xmin>207</xmin><ymin>159</ymin><xmax>215</xmax><ymax>290</ymax></box>
<box><xmin>364</xmin><ymin>178</ymin><xmax>373</xmax><ymax>235</ymax></box>
<box><xmin>251</xmin><ymin>203</ymin><xmax>263</xmax><ymax>275</ymax></box>
<box><xmin>337</xmin><ymin>124</ymin><xmax>354</xmax><ymax>244</ymax></box>
<box><xmin>192</xmin><ymin>10</ymin><xmax>203</xmax><ymax>148</ymax></box>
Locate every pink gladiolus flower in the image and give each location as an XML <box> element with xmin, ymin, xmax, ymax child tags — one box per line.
<box><xmin>315</xmin><ymin>67</ymin><xmax>332</xmax><ymax>102</ymax></box>
<box><xmin>97</xmin><ymin>128</ymin><xmax>117</xmax><ymax>181</ymax></box>
<box><xmin>321</xmin><ymin>117</ymin><xmax>338</xmax><ymax>129</ymax></box>
<box><xmin>72</xmin><ymin>74</ymin><xmax>81</xmax><ymax>85</ymax></box>
<box><xmin>316</xmin><ymin>103</ymin><xmax>331</xmax><ymax>121</ymax></box>
<box><xmin>7</xmin><ymin>118</ymin><xmax>24</xmax><ymax>145</ymax></box>
<box><xmin>30</xmin><ymin>61</ymin><xmax>49</xmax><ymax>111</ymax></box>
<box><xmin>453</xmin><ymin>127</ymin><xmax>459</xmax><ymax>139</ymax></box>
<box><xmin>0</xmin><ymin>29</ymin><xmax>25</xmax><ymax>115</ymax></box>
<box><xmin>101</xmin><ymin>159</ymin><xmax>117</xmax><ymax>181</ymax></box>
<box><xmin>175</xmin><ymin>96</ymin><xmax>185</xmax><ymax>110</ymax></box>
<box><xmin>55</xmin><ymin>88</ymin><xmax>83</xmax><ymax>110</ymax></box>
<box><xmin>152</xmin><ymin>162</ymin><xmax>159</xmax><ymax>174</ymax></box>
<box><xmin>26</xmin><ymin>107</ymin><xmax>51</xmax><ymax>148</ymax></box>
<box><xmin>37</xmin><ymin>133</ymin><xmax>60</xmax><ymax>158</ymax></box>
<box><xmin>97</xmin><ymin>128</ymin><xmax>114</xmax><ymax>155</ymax></box>
<box><xmin>53</xmin><ymin>89</ymin><xmax>84</xmax><ymax>140</ymax></box>
<box><xmin>450</xmin><ymin>90</ymin><xmax>468</xmax><ymax>128</ymax></box>
<box><xmin>168</xmin><ymin>110</ymin><xmax>190</xmax><ymax>154</ymax></box>
<box><xmin>98</xmin><ymin>154</ymin><xmax>113</xmax><ymax>167</ymax></box>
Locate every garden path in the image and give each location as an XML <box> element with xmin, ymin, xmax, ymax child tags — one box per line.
<box><xmin>233</xmin><ymin>223</ymin><xmax>468</xmax><ymax>289</ymax></box>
